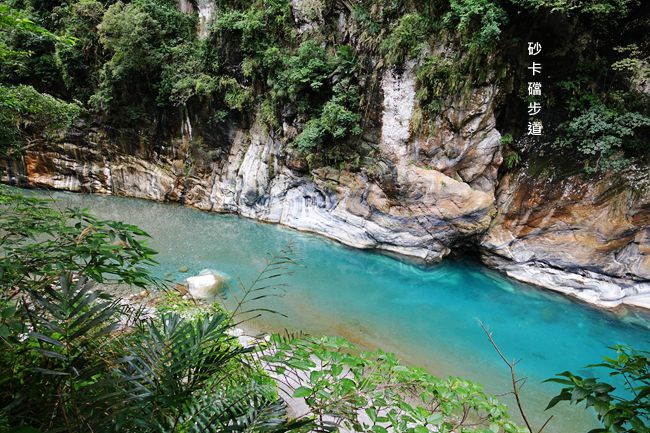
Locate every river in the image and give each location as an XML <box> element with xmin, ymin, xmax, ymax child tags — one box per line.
<box><xmin>28</xmin><ymin>189</ymin><xmax>650</xmax><ymax>433</ymax></box>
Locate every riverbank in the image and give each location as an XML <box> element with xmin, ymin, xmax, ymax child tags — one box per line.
<box><xmin>5</xmin><ymin>172</ymin><xmax>649</xmax><ymax>312</ymax></box>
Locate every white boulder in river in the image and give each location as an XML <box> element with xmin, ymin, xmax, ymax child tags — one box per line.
<box><xmin>186</xmin><ymin>269</ymin><xmax>228</xmax><ymax>300</ymax></box>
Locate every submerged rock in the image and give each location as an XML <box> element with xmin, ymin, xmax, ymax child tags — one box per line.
<box><xmin>186</xmin><ymin>269</ymin><xmax>229</xmax><ymax>300</ymax></box>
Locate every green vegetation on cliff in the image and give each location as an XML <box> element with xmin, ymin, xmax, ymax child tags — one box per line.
<box><xmin>0</xmin><ymin>4</ymin><xmax>79</xmax><ymax>156</ymax></box>
<box><xmin>0</xmin><ymin>0</ymin><xmax>648</xmax><ymax>171</ymax></box>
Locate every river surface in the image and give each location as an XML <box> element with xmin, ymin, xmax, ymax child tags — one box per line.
<box><xmin>29</xmin><ymin>189</ymin><xmax>650</xmax><ymax>433</ymax></box>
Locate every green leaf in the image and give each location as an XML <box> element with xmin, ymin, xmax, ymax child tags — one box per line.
<box><xmin>546</xmin><ymin>391</ymin><xmax>571</xmax><ymax>410</ymax></box>
<box><xmin>365</xmin><ymin>407</ymin><xmax>377</xmax><ymax>422</ymax></box>
<box><xmin>28</xmin><ymin>332</ymin><xmax>64</xmax><ymax>347</ymax></box>
<box><xmin>293</xmin><ymin>386</ymin><xmax>312</xmax><ymax>398</ymax></box>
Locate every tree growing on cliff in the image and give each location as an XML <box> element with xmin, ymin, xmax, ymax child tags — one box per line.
<box><xmin>555</xmin><ymin>104</ymin><xmax>650</xmax><ymax>173</ymax></box>
<box><xmin>0</xmin><ymin>4</ymin><xmax>80</xmax><ymax>159</ymax></box>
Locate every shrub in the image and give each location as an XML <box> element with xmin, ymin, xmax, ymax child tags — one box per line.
<box><xmin>293</xmin><ymin>78</ymin><xmax>362</xmax><ymax>158</ymax></box>
<box><xmin>0</xmin><ymin>84</ymin><xmax>80</xmax><ymax>156</ymax></box>
<box><xmin>265</xmin><ymin>334</ymin><xmax>526</xmax><ymax>433</ymax></box>
<box><xmin>554</xmin><ymin>103</ymin><xmax>650</xmax><ymax>173</ymax></box>
<box><xmin>214</xmin><ymin>0</ymin><xmax>293</xmax><ymax>56</ymax></box>
<box><xmin>91</xmin><ymin>0</ymin><xmax>195</xmax><ymax>119</ymax></box>
<box><xmin>443</xmin><ymin>0</ymin><xmax>508</xmax><ymax>54</ymax></box>
<box><xmin>54</xmin><ymin>0</ymin><xmax>105</xmax><ymax>102</ymax></box>
<box><xmin>380</xmin><ymin>12</ymin><xmax>429</xmax><ymax>66</ymax></box>
<box><xmin>415</xmin><ymin>55</ymin><xmax>464</xmax><ymax>116</ymax></box>
<box><xmin>158</xmin><ymin>41</ymin><xmax>220</xmax><ymax>107</ymax></box>
<box><xmin>295</xmin><ymin>118</ymin><xmax>325</xmax><ymax>153</ymax></box>
<box><xmin>271</xmin><ymin>40</ymin><xmax>334</xmax><ymax>114</ymax></box>
<box><xmin>0</xmin><ymin>4</ymin><xmax>79</xmax><ymax>155</ymax></box>
<box><xmin>546</xmin><ymin>345</ymin><xmax>650</xmax><ymax>433</ymax></box>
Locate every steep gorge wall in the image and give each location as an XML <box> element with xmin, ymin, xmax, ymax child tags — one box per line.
<box><xmin>481</xmin><ymin>171</ymin><xmax>650</xmax><ymax>309</ymax></box>
<box><xmin>5</xmin><ymin>81</ymin><xmax>650</xmax><ymax>309</ymax></box>
<box><xmin>3</xmin><ymin>62</ymin><xmax>501</xmax><ymax>262</ymax></box>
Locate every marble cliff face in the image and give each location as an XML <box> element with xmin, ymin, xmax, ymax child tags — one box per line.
<box><xmin>2</xmin><ymin>1</ymin><xmax>649</xmax><ymax>309</ymax></box>
<box><xmin>481</xmin><ymin>171</ymin><xmax>650</xmax><ymax>308</ymax></box>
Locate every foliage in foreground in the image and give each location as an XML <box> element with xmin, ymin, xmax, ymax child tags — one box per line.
<box><xmin>0</xmin><ymin>187</ymin><xmax>294</xmax><ymax>432</ymax></box>
<box><xmin>546</xmin><ymin>345</ymin><xmax>650</xmax><ymax>433</ymax></box>
<box><xmin>8</xmin><ymin>187</ymin><xmax>650</xmax><ymax>433</ymax></box>
<box><xmin>264</xmin><ymin>334</ymin><xmax>525</xmax><ymax>433</ymax></box>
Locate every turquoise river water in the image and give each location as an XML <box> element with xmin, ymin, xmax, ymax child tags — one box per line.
<box><xmin>30</xmin><ymin>189</ymin><xmax>650</xmax><ymax>433</ymax></box>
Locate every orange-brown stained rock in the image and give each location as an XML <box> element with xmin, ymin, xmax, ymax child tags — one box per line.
<box><xmin>483</xmin><ymin>171</ymin><xmax>650</xmax><ymax>280</ymax></box>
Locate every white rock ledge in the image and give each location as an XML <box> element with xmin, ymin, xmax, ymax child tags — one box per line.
<box><xmin>482</xmin><ymin>253</ymin><xmax>650</xmax><ymax>310</ymax></box>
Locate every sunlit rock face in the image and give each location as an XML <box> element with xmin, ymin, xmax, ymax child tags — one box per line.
<box><xmin>196</xmin><ymin>57</ymin><xmax>499</xmax><ymax>262</ymax></box>
<box><xmin>415</xmin><ymin>85</ymin><xmax>502</xmax><ymax>195</ymax></box>
<box><xmin>379</xmin><ymin>61</ymin><xmax>417</xmax><ymax>161</ymax></box>
<box><xmin>196</xmin><ymin>0</ymin><xmax>215</xmax><ymax>38</ymax></box>
<box><xmin>20</xmin><ymin>145</ymin><xmax>108</xmax><ymax>193</ymax></box>
<box><xmin>173</xmin><ymin>78</ymin><xmax>499</xmax><ymax>262</ymax></box>
<box><xmin>290</xmin><ymin>0</ymin><xmax>324</xmax><ymax>33</ymax></box>
<box><xmin>176</xmin><ymin>0</ymin><xmax>193</xmax><ymax>14</ymax></box>
<box><xmin>482</xmin><ymin>171</ymin><xmax>650</xmax><ymax>308</ymax></box>
<box><xmin>177</xmin><ymin>0</ymin><xmax>214</xmax><ymax>38</ymax></box>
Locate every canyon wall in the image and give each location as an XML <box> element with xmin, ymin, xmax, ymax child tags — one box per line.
<box><xmin>3</xmin><ymin>67</ymin><xmax>501</xmax><ymax>263</ymax></box>
<box><xmin>481</xmin><ymin>171</ymin><xmax>650</xmax><ymax>309</ymax></box>
<box><xmin>5</xmin><ymin>91</ymin><xmax>649</xmax><ymax>310</ymax></box>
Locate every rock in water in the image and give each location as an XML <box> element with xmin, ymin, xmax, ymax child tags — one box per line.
<box><xmin>186</xmin><ymin>270</ymin><xmax>228</xmax><ymax>300</ymax></box>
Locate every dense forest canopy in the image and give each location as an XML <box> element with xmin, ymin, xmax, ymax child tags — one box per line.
<box><xmin>0</xmin><ymin>0</ymin><xmax>648</xmax><ymax>171</ymax></box>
